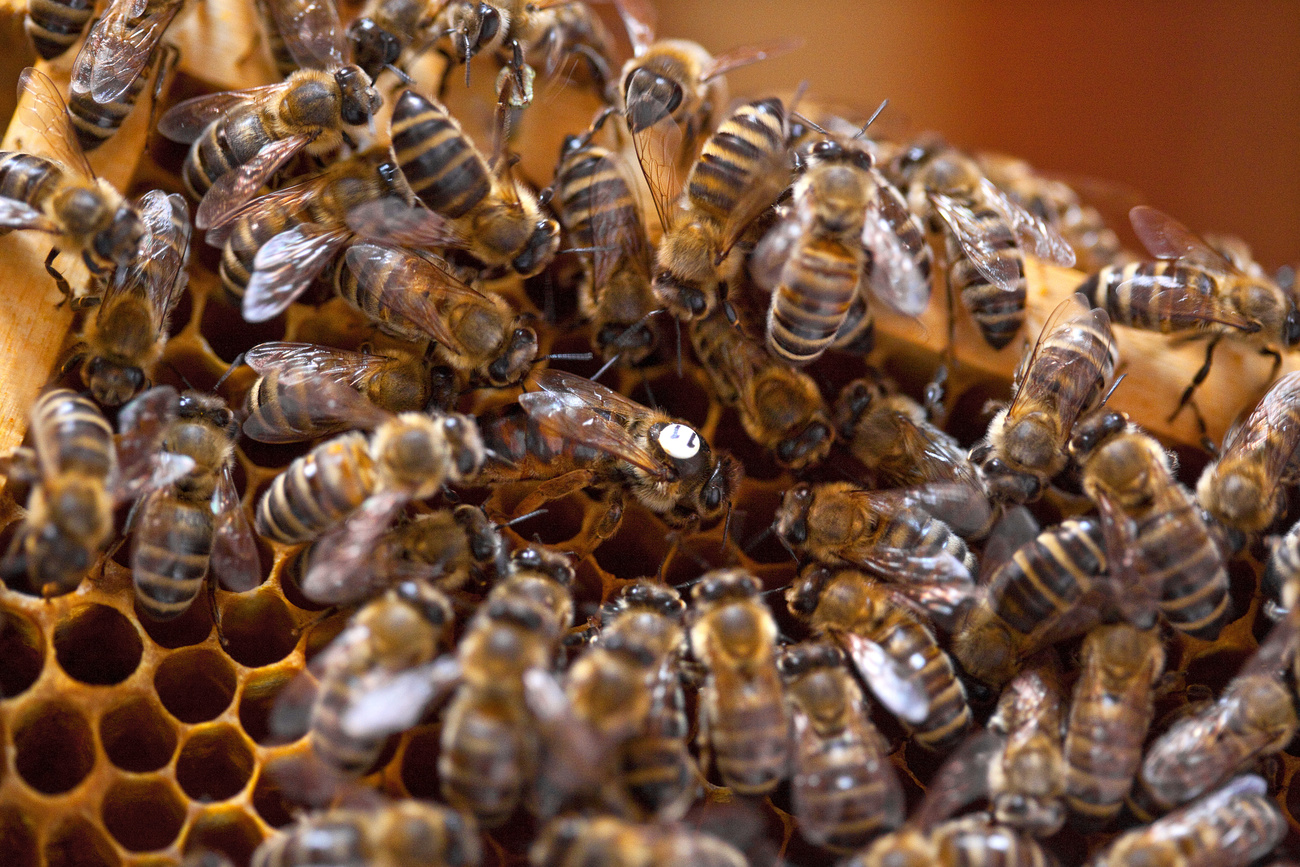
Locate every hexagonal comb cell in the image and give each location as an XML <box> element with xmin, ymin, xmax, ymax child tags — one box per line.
<box><xmin>0</xmin><ymin>805</ymin><xmax>38</xmax><ymax>867</ymax></box>
<box><xmin>237</xmin><ymin>669</ymin><xmax>296</xmax><ymax>746</ymax></box>
<box><xmin>45</xmin><ymin>814</ymin><xmax>121</xmax><ymax>867</ymax></box>
<box><xmin>155</xmin><ymin>647</ymin><xmax>238</xmax><ymax>724</ymax></box>
<box><xmin>0</xmin><ymin>606</ymin><xmax>46</xmax><ymax>698</ymax></box>
<box><xmin>100</xmin><ymin>775</ymin><xmax>188</xmax><ymax>852</ymax></box>
<box><xmin>13</xmin><ymin>700</ymin><xmax>95</xmax><ymax>795</ymax></box>
<box><xmin>176</xmin><ymin>724</ymin><xmax>256</xmax><ymax>802</ymax></box>
<box><xmin>218</xmin><ymin>592</ymin><xmax>298</xmax><ymax>668</ymax></box>
<box><xmin>182</xmin><ymin>807</ymin><xmax>265</xmax><ymax>867</ymax></box>
<box><xmin>53</xmin><ymin>604</ymin><xmax>143</xmax><ymax>686</ymax></box>
<box><xmin>99</xmin><ymin>696</ymin><xmax>178</xmax><ymax>773</ymax></box>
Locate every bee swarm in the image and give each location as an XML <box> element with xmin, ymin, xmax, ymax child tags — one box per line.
<box><xmin>0</xmin><ymin>1</ymin><xmax>1298</xmax><ymax>866</ymax></box>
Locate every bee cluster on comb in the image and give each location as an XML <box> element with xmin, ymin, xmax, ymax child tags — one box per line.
<box><xmin>0</xmin><ymin>1</ymin><xmax>1298</xmax><ymax>866</ymax></box>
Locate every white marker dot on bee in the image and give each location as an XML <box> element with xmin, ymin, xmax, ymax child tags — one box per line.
<box><xmin>658</xmin><ymin>424</ymin><xmax>700</xmax><ymax>459</ymax></box>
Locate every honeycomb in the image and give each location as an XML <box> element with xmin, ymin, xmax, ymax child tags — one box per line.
<box><xmin>0</xmin><ymin>5</ymin><xmax>1297</xmax><ymax>867</ymax></box>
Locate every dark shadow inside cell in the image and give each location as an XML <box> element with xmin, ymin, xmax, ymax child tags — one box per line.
<box><xmin>136</xmin><ymin>589</ymin><xmax>214</xmax><ymax>649</ymax></box>
<box><xmin>53</xmin><ymin>603</ymin><xmax>142</xmax><ymax>686</ymax></box>
<box><xmin>398</xmin><ymin>725</ymin><xmax>443</xmax><ymax>799</ymax></box>
<box><xmin>220</xmin><ymin>591</ymin><xmax>298</xmax><ymax>668</ymax></box>
<box><xmin>100</xmin><ymin>696</ymin><xmax>177</xmax><ymax>773</ymax></box>
<box><xmin>155</xmin><ymin>647</ymin><xmax>237</xmax><ymax>723</ymax></box>
<box><xmin>0</xmin><ymin>805</ymin><xmax>38</xmax><ymax>867</ymax></box>
<box><xmin>199</xmin><ymin>293</ymin><xmax>288</xmax><ymax>365</ymax></box>
<box><xmin>176</xmin><ymin>724</ymin><xmax>255</xmax><ymax>802</ymax></box>
<box><xmin>706</xmin><ymin>408</ymin><xmax>783</xmax><ymax>481</ymax></box>
<box><xmin>181</xmin><ymin>808</ymin><xmax>265</xmax><ymax>867</ymax></box>
<box><xmin>945</xmin><ymin>378</ymin><xmax>1010</xmax><ymax>448</ymax></box>
<box><xmin>44</xmin><ymin>814</ymin><xmax>120</xmax><ymax>867</ymax></box>
<box><xmin>101</xmin><ymin>776</ymin><xmax>187</xmax><ymax>852</ymax></box>
<box><xmin>0</xmin><ymin>607</ymin><xmax>46</xmax><ymax>697</ymax></box>
<box><xmin>238</xmin><ymin>669</ymin><xmax>296</xmax><ymax>745</ymax></box>
<box><xmin>250</xmin><ymin>765</ymin><xmax>297</xmax><ymax>828</ymax></box>
<box><xmin>591</xmin><ymin>504</ymin><xmax>673</xmax><ymax>581</ymax></box>
<box><xmin>13</xmin><ymin>702</ymin><xmax>95</xmax><ymax>795</ymax></box>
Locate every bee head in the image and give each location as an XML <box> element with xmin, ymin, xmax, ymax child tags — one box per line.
<box><xmin>691</xmin><ymin>568</ymin><xmax>759</xmax><ymax>605</ymax></box>
<box><xmin>773</xmin><ymin>483</ymin><xmax>815</xmax><ymax>546</ymax></box>
<box><xmin>623</xmin><ymin>66</ymin><xmax>683</xmax><ymax>133</ymax></box>
<box><xmin>774</xmin><ymin>420</ymin><xmax>832</xmax><ymax>469</ymax></box>
<box><xmin>346</xmin><ymin>18</ymin><xmax>402</xmax><ymax>79</ymax></box>
<box><xmin>509</xmin><ymin>218</ymin><xmax>560</xmax><ymax>278</ymax></box>
<box><xmin>486</xmin><ymin>321</ymin><xmax>537</xmax><ymax>387</ymax></box>
<box><xmin>449</xmin><ymin>2</ymin><xmax>502</xmax><ymax>62</ymax></box>
<box><xmin>334</xmin><ymin>65</ymin><xmax>382</xmax><ymax>126</ymax></box>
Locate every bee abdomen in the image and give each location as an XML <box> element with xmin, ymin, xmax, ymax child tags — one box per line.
<box><xmin>311</xmin><ymin>679</ymin><xmax>387</xmax><ymax>774</ymax></box>
<box><xmin>620</xmin><ymin>737</ymin><xmax>694</xmax><ymax>817</ymax></box>
<box><xmin>879</xmin><ymin>620</ymin><xmax>971</xmax><ymax>750</ymax></box>
<box><xmin>390</xmin><ymin>92</ymin><xmax>489</xmax><ymax>218</ymax></box>
<box><xmin>0</xmin><ymin>151</ymin><xmax>62</xmax><ymax>212</ymax></box>
<box><xmin>688</xmin><ymin>98</ymin><xmax>784</xmax><ymax>224</ymax></box>
<box><xmin>256</xmin><ymin>433</ymin><xmax>375</xmax><ymax>544</ymax></box>
<box><xmin>68</xmin><ymin>69</ymin><xmax>152</xmax><ymax>152</ymax></box>
<box><xmin>988</xmin><ymin>518</ymin><xmax>1105</xmax><ymax>634</ymax></box>
<box><xmin>36</xmin><ymin>389</ymin><xmax>115</xmax><ymax>478</ymax></box>
<box><xmin>439</xmin><ymin>695</ymin><xmax>528</xmax><ymax>827</ymax></box>
<box><xmin>132</xmin><ymin>497</ymin><xmax>212</xmax><ymax>621</ymax></box>
<box><xmin>25</xmin><ymin>0</ymin><xmax>94</xmax><ymax>60</ymax></box>
<box><xmin>768</xmin><ymin>237</ymin><xmax>861</xmax><ymax>364</ymax></box>
<box><xmin>709</xmin><ymin>699</ymin><xmax>789</xmax><ymax>794</ymax></box>
<box><xmin>1063</xmin><ymin>703</ymin><xmax>1147</xmax><ymax>827</ymax></box>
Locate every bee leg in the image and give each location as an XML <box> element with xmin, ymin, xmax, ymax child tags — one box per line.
<box><xmin>1168</xmin><ymin>334</ymin><xmax>1221</xmax><ymax>427</ymax></box>
<box><xmin>572</xmin><ymin>490</ymin><xmax>624</xmax><ymax>557</ymax></box>
<box><xmin>208</xmin><ymin>573</ymin><xmax>229</xmax><ymax>646</ymax></box>
<box><xmin>45</xmin><ymin>249</ymin><xmax>76</xmax><ymax>307</ymax></box>
<box><xmin>514</xmin><ymin>469</ymin><xmax>598</xmax><ymax>519</ymax></box>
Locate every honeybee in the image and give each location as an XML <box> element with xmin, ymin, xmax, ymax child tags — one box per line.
<box><xmin>251</xmin><ymin>798</ymin><xmax>481</xmax><ymax>867</ymax></box>
<box><xmin>987</xmin><ymin>651</ymin><xmax>1067</xmax><ymax>837</ymax></box>
<box><xmin>0</xmin><ymin>387</ymin><xmax>179</xmax><ymax>597</ymax></box>
<box><xmin>971</xmin><ymin>292</ymin><xmax>1118</xmax><ymax>504</ymax></box>
<box><xmin>25</xmin><ymin>0</ymin><xmax>94</xmax><ymax>60</ymax></box>
<box><xmin>63</xmin><ymin>190</ymin><xmax>191</xmax><ymax>406</ymax></box>
<box><xmin>1196</xmin><ymin>370</ymin><xmax>1300</xmax><ymax>535</ymax></box>
<box><xmin>1092</xmin><ymin>775</ymin><xmax>1286</xmax><ymax>867</ymax></box>
<box><xmin>753</xmin><ymin>134</ymin><xmax>933</xmax><ymax>366</ymax></box>
<box><xmin>689</xmin><ymin>307</ymin><xmax>833</xmax><ymax>470</ymax></box>
<box><xmin>242</xmin><ymin>340</ymin><xmax>457</xmax><ymax>444</ymax></box>
<box><xmin>1266</xmin><ymin>520</ymin><xmax>1300</xmax><ymax>605</ymax></box>
<box><xmin>1062</xmin><ymin>622</ymin><xmax>1164</xmax><ymax>829</ymax></box>
<box><xmin>686</xmin><ymin>568</ymin><xmax>789</xmax><ymax>795</ymax></box>
<box><xmin>474</xmin><ymin>369</ymin><xmax>738</xmax><ymax>553</ymax></box>
<box><xmin>530</xmin><ymin>814</ymin><xmax>746</xmax><ymax>867</ymax></box>
<box><xmin>277</xmin><ymin>580</ymin><xmax>455</xmax><ymax>775</ymax></box>
<box><xmin>66</xmin><ymin>0</ymin><xmax>186</xmax><ymax>152</ymax></box>
<box><xmin>130</xmin><ymin>389</ymin><xmax>261</xmax><ymax>621</ymax></box>
<box><xmin>778</xmin><ymin>640</ymin><xmax>904</xmax><ymax>852</ymax></box>
<box><xmin>891</xmin><ymin>136</ymin><xmax>1076</xmax><ymax>350</ymax></box>
<box><xmin>337</xmin><ymin>242</ymin><xmax>540</xmax><ymax>388</ymax></box>
<box><xmin>348</xmin><ymin>89</ymin><xmax>558</xmax><ymax>279</ymax></box>
<box><xmin>786</xmin><ymin>565</ymin><xmax>971</xmax><ymax>752</ymax></box>
<box><xmin>559</xmin><ymin>580</ymin><xmax>695</xmax><ymax>819</ymax></box>
<box><xmin>157</xmin><ymin>30</ymin><xmax>382</xmax><ymax>229</ymax></box>
<box><xmin>1071</xmin><ymin>411</ymin><xmax>1230</xmax><ymax>640</ymax></box>
<box><xmin>975</xmin><ymin>151</ymin><xmax>1126</xmax><ymax>274</ymax></box>
<box><xmin>1137</xmin><ymin>596</ymin><xmax>1300</xmax><ymax>812</ymax></box>
<box><xmin>773</xmin><ymin>481</ymin><xmax>982</xmax><ymax>585</ymax></box>
<box><xmin>833</xmin><ymin>375</ymin><xmax>987</xmax><ymax>521</ymax></box>
<box><xmin>552</xmin><ymin>111</ymin><xmax>661</xmax><ymax>365</ymax></box>
<box><xmin>952</xmin><ymin>517</ymin><xmax>1107</xmax><ymax>687</ymax></box>
<box><xmin>344</xmin><ymin>0</ymin><xmax>429</xmax><ymax>81</ymax></box>
<box><xmin>1079</xmin><ymin>205</ymin><xmax>1300</xmax><ymax>425</ymax></box>
<box><xmin>0</xmin><ymin>68</ymin><xmax>147</xmax><ymax>284</ymax></box>
<box><xmin>254</xmin><ymin>370</ymin><xmax>484</xmax><ymax>551</ymax></box>
<box><xmin>650</xmin><ymin>98</ymin><xmax>792</xmax><ymax>321</ymax></box>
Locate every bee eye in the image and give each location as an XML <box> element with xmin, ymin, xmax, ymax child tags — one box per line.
<box><xmin>852</xmin><ymin>152</ymin><xmax>874</xmax><ymax>170</ymax></box>
<box><xmin>1285</xmin><ymin>309</ymin><xmax>1300</xmax><ymax>345</ymax></box>
<box><xmin>812</xmin><ymin>140</ymin><xmax>836</xmax><ymax>155</ymax></box>
<box><xmin>478</xmin><ymin>4</ymin><xmax>500</xmax><ymax>42</ymax></box>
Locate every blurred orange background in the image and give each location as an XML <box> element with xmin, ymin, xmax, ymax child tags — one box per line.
<box><xmin>650</xmin><ymin>0</ymin><xmax>1300</xmax><ymax>269</ymax></box>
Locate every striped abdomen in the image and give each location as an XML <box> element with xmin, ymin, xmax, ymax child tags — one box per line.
<box><xmin>767</xmin><ymin>234</ymin><xmax>863</xmax><ymax>365</ymax></box>
<box><xmin>0</xmin><ymin>151</ymin><xmax>63</xmax><ymax>218</ymax></box>
<box><xmin>620</xmin><ymin>720</ymin><xmax>694</xmax><ymax>820</ymax></box>
<box><xmin>555</xmin><ymin>145</ymin><xmax>637</xmax><ymax>254</ymax></box>
<box><xmin>25</xmin><ymin>0</ymin><xmax>94</xmax><ymax>59</ymax></box>
<box><xmin>987</xmin><ymin>517</ymin><xmax>1106</xmax><ymax>635</ymax></box>
<box><xmin>687</xmin><ymin>98</ymin><xmax>785</xmax><ymax>226</ymax></box>
<box><xmin>1078</xmin><ymin>261</ymin><xmax>1223</xmax><ymax>333</ymax></box>
<box><xmin>474</xmin><ymin>404</ymin><xmax>604</xmax><ymax>484</ymax></box>
<box><xmin>34</xmin><ymin>389</ymin><xmax>115</xmax><ymax>479</ymax></box>
<box><xmin>131</xmin><ymin>494</ymin><xmax>212</xmax><ymax>620</ymax></box>
<box><xmin>948</xmin><ymin>211</ymin><xmax>1026</xmax><ymax>350</ymax></box>
<box><xmin>1135</xmin><ymin>497</ymin><xmax>1229</xmax><ymax>640</ymax></box>
<box><xmin>702</xmin><ymin>672</ymin><xmax>789</xmax><ymax>794</ymax></box>
<box><xmin>183</xmin><ymin>105</ymin><xmax>274</xmax><ymax>201</ymax></box>
<box><xmin>244</xmin><ymin>370</ymin><xmax>355</xmax><ymax>443</ymax></box>
<box><xmin>439</xmin><ymin>689</ymin><xmax>531</xmax><ymax>827</ymax></box>
<box><xmin>333</xmin><ymin>251</ymin><xmax>431</xmax><ymax>344</ymax></box>
<box><xmin>68</xmin><ymin>54</ymin><xmax>156</xmax><ymax>152</ymax></box>
<box><xmin>390</xmin><ymin>90</ymin><xmax>489</xmax><ymax>218</ymax></box>
<box><xmin>255</xmin><ymin>432</ymin><xmax>376</xmax><ymax>544</ymax></box>
<box><xmin>310</xmin><ymin>671</ymin><xmax>388</xmax><ymax>775</ymax></box>
<box><xmin>929</xmin><ymin>817</ymin><xmax>1052</xmax><ymax>867</ymax></box>
<box><xmin>872</xmin><ymin>510</ymin><xmax>977</xmax><ymax>575</ymax></box>
<box><xmin>868</xmin><ymin>612</ymin><xmax>971</xmax><ymax>751</ymax></box>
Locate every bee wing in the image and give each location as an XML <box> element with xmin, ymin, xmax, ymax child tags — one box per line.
<box><xmin>839</xmin><ymin>631</ymin><xmax>929</xmax><ymax>724</ymax></box>
<box><xmin>978</xmin><ymin>505</ymin><xmax>1040</xmax><ymax>583</ymax></box>
<box><xmin>700</xmin><ymin>37</ymin><xmax>803</xmax><ymax>82</ymax></box>
<box><xmin>579</xmin><ymin>153</ymin><xmax>652</xmax><ymax>289</ymax></box>
<box><xmin>1004</xmin><ymin>293</ymin><xmax>1114</xmax><ymax>426</ymax></box>
<box><xmin>608</xmin><ymin>0</ymin><xmax>656</xmax><ymax>55</ymax></box>
<box><xmin>257</xmin><ymin>365</ymin><xmax>393</xmax><ymax>436</ymax></box>
<box><xmin>1090</xmin><ymin>486</ymin><xmax>1161</xmax><ymax>626</ymax></box>
<box><xmin>1239</xmin><ymin>596</ymin><xmax>1300</xmax><ymax>679</ymax></box>
<box><xmin>908</xmin><ymin>728</ymin><xmax>1001</xmax><ymax>831</ymax></box>
<box><xmin>630</xmin><ymin>117</ymin><xmax>685</xmax><ymax>234</ymax></box>
<box><xmin>524</xmin><ymin>667</ymin><xmax>614</xmax><ymax>817</ymax></box>
<box><xmin>0</xmin><ymin>198</ymin><xmax>58</xmax><ymax>233</ymax></box>
<box><xmin>15</xmin><ymin>68</ymin><xmax>96</xmax><ymax>182</ymax></box>
<box><xmin>300</xmin><ymin>490</ymin><xmax>407</xmax><ymax>605</ymax></box>
<box><xmin>194</xmin><ymin>134</ymin><xmax>314</xmax><ymax>231</ymax></box>
<box><xmin>1219</xmin><ymin>373</ymin><xmax>1300</xmax><ymax>497</ymax></box>
<box><xmin>1129</xmin><ymin>205</ymin><xmax>1237</xmax><ymax>273</ymax></box>
<box><xmin>931</xmin><ymin>191</ymin><xmax>1022</xmax><ymax>292</ymax></box>
<box><xmin>264</xmin><ymin>0</ymin><xmax>346</xmax><ymax>71</ymax></box>
<box><xmin>340</xmin><ymin>655</ymin><xmax>463</xmax><ymax>739</ymax></box>
<box><xmin>134</xmin><ymin>190</ymin><xmax>191</xmax><ymax>332</ymax></box>
<box><xmin>862</xmin><ymin>179</ymin><xmax>932</xmax><ymax>316</ymax></box>
<box><xmin>519</xmin><ymin>392</ymin><xmax>667</xmax><ymax>478</ymax></box>
<box><xmin>979</xmin><ymin>178</ymin><xmax>1075</xmax><ymax>268</ymax></box>
<box><xmin>74</xmin><ymin>0</ymin><xmax>183</xmax><ymax>104</ymax></box>
<box><xmin>1109</xmin><ymin>270</ymin><xmax>1259</xmax><ymax>332</ymax></box>
<box><xmin>156</xmin><ymin>88</ymin><xmax>267</xmax><ymax>143</ymax></box>
<box><xmin>111</xmin><ymin>384</ymin><xmax>181</xmax><ymax>498</ymax></box>
<box><xmin>529</xmin><ymin>368</ymin><xmax>655</xmax><ymax>421</ymax></box>
<box><xmin>242</xmin><ymin>223</ymin><xmax>352</xmax><ymax>322</ymax></box>
<box><xmin>342</xmin><ymin>242</ymin><xmax>485</xmax><ymax>350</ymax></box>
<box><xmin>897</xmin><ymin>481</ymin><xmax>993</xmax><ymax>542</ymax></box>
<box><xmin>209</xmin><ymin>464</ymin><xmax>262</xmax><ymax>592</ymax></box>
<box><xmin>244</xmin><ymin>341</ymin><xmax>399</xmax><ymax>389</ymax></box>
<box><xmin>1142</xmin><ymin>775</ymin><xmax>1270</xmax><ymax>843</ymax></box>
<box><xmin>749</xmin><ymin>215</ymin><xmax>800</xmax><ymax>293</ymax></box>
<box><xmin>345</xmin><ymin>197</ymin><xmax>469</xmax><ymax>250</ymax></box>
<box><xmin>887</xmin><ymin>581</ymin><xmax>980</xmax><ymax>634</ymax></box>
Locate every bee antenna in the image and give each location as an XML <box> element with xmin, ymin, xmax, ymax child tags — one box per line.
<box><xmin>722</xmin><ymin>300</ymin><xmax>741</xmax><ymax>328</ymax></box>
<box><xmin>482</xmin><ymin>446</ymin><xmax>516</xmax><ymax>468</ymax></box>
<box><xmin>776</xmin><ymin>532</ymin><xmax>801</xmax><ymax>566</ymax></box>
<box><xmin>721</xmin><ymin>500</ymin><xmax>734</xmax><ymax>552</ymax></box>
<box><xmin>541</xmin><ymin>352</ymin><xmax>595</xmax><ymax>363</ymax></box>
<box><xmin>590</xmin><ymin>353</ymin><xmax>621</xmax><ymax>383</ymax></box>
<box><xmin>759</xmin><ymin>584</ymin><xmax>786</xmax><ymax>598</ymax></box>
<box><xmin>560</xmin><ymin>244</ymin><xmax>620</xmax><ymax>254</ymax></box>
<box><xmin>1100</xmin><ymin>373</ymin><xmax>1127</xmax><ymax>408</ymax></box>
<box><xmin>640</xmin><ymin>371</ymin><xmax>657</xmax><ymax>409</ymax></box>
<box><xmin>505</xmin><ymin>508</ymin><xmax>547</xmax><ymax>527</ymax></box>
<box><xmin>164</xmin><ymin>360</ymin><xmax>196</xmax><ymax>392</ymax></box>
<box><xmin>212</xmin><ymin>351</ymin><xmax>246</xmax><ymax>393</ymax></box>
<box><xmin>441</xmin><ymin>485</ymin><xmax>461</xmax><ymax>503</ymax></box>
<box><xmin>857</xmin><ymin>99</ymin><xmax>888</xmax><ymax>138</ymax></box>
<box><xmin>385</xmin><ymin>63</ymin><xmax>412</xmax><ymax>85</ymax></box>
<box><xmin>790</xmin><ymin>111</ymin><xmax>826</xmax><ymax>135</ymax></box>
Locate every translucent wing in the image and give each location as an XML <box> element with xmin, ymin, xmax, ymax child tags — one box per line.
<box><xmin>133</xmin><ymin>190</ymin><xmax>191</xmax><ymax>333</ymax></box>
<box><xmin>300</xmin><ymin>490</ymin><xmax>407</xmax><ymax>605</ymax></box>
<box><xmin>701</xmin><ymin>37</ymin><xmax>803</xmax><ymax>81</ymax></box>
<box><xmin>194</xmin><ymin>134</ymin><xmax>314</xmax><ymax>230</ymax></box>
<box><xmin>530</xmin><ymin>368</ymin><xmax>656</xmax><ymax>421</ymax></box>
<box><xmin>342</xmin><ymin>243</ymin><xmax>485</xmax><ymax>350</ymax></box>
<box><xmin>863</xmin><ymin>178</ymin><xmax>932</xmax><ymax>316</ymax></box>
<box><xmin>978</xmin><ymin>505</ymin><xmax>1039</xmax><ymax>584</ymax></box>
<box><xmin>244</xmin><ymin>341</ymin><xmax>400</xmax><ymax>388</ymax></box>
<box><xmin>524</xmin><ymin>666</ymin><xmax>613</xmax><ymax>818</ymax></box>
<box><xmin>574</xmin><ymin>149</ymin><xmax>652</xmax><ymax>290</ymax></box>
<box><xmin>1108</xmin><ymin>270</ymin><xmax>1258</xmax><ymax>331</ymax></box>
<box><xmin>345</xmin><ymin>197</ymin><xmax>469</xmax><ymax>250</ymax></box>
<box><xmin>750</xmin><ymin>215</ymin><xmax>800</xmax><ymax>293</ymax></box>
<box><xmin>15</xmin><ymin>68</ymin><xmax>95</xmax><ymax>181</ymax></box>
<box><xmin>980</xmin><ymin>178</ymin><xmax>1075</xmax><ymax>268</ymax></box>
<box><xmin>1217</xmin><ymin>372</ymin><xmax>1300</xmax><ymax>502</ymax></box>
<box><xmin>908</xmin><ymin>728</ymin><xmax>1002</xmax><ymax>831</ymax></box>
<box><xmin>608</xmin><ymin>0</ymin><xmax>656</xmax><ymax>55</ymax></box>
<box><xmin>1005</xmin><ymin>293</ymin><xmax>1114</xmax><ymax>429</ymax></box>
<box><xmin>840</xmin><ymin>631</ymin><xmax>929</xmax><ymax>724</ymax></box>
<box><xmin>0</xmin><ymin>198</ymin><xmax>58</xmax><ymax>232</ymax></box>
<box><xmin>76</xmin><ymin>0</ymin><xmax>183</xmax><ymax>104</ymax></box>
<box><xmin>1130</xmin><ymin>205</ymin><xmax>1237</xmax><ymax>273</ymax></box>
<box><xmin>156</xmin><ymin>88</ymin><xmax>269</xmax><ymax>142</ymax></box>
<box><xmin>340</xmin><ymin>655</ymin><xmax>462</xmax><ymax>739</ymax></box>
<box><xmin>897</xmin><ymin>481</ymin><xmax>993</xmax><ymax>541</ymax></box>
<box><xmin>629</xmin><ymin>117</ymin><xmax>685</xmax><ymax>233</ymax></box>
<box><xmin>255</xmin><ymin>366</ymin><xmax>393</xmax><ymax>433</ymax></box>
<box><xmin>243</xmin><ymin>223</ymin><xmax>352</xmax><ymax>322</ymax></box>
<box><xmin>112</xmin><ymin>385</ymin><xmax>180</xmax><ymax>497</ymax></box>
<box><xmin>519</xmin><ymin>391</ymin><xmax>665</xmax><ymax>478</ymax></box>
<box><xmin>265</xmin><ymin>0</ymin><xmax>346</xmax><ymax>71</ymax></box>
<box><xmin>931</xmin><ymin>191</ymin><xmax>1023</xmax><ymax>292</ymax></box>
<box><xmin>210</xmin><ymin>464</ymin><xmax>261</xmax><ymax>592</ymax></box>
